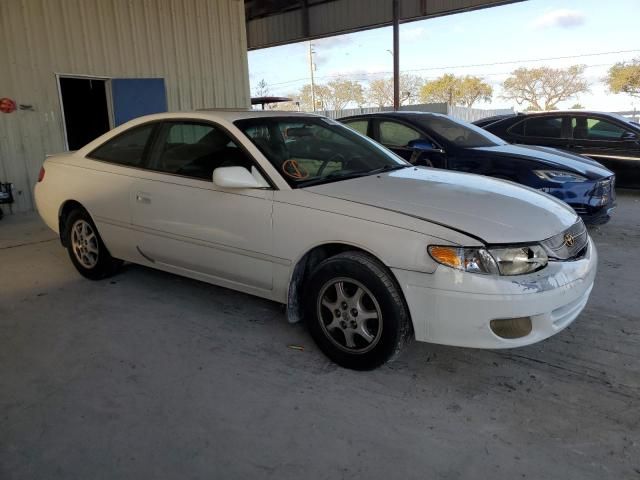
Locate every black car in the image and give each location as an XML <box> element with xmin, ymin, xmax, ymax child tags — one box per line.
<box><xmin>340</xmin><ymin>111</ymin><xmax>615</xmax><ymax>224</ymax></box>
<box><xmin>476</xmin><ymin>111</ymin><xmax>640</xmax><ymax>188</ymax></box>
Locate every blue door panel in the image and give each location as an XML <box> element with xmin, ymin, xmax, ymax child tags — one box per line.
<box><xmin>112</xmin><ymin>78</ymin><xmax>167</xmax><ymax>126</ymax></box>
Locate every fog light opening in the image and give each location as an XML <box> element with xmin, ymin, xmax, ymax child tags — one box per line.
<box><xmin>490</xmin><ymin>317</ymin><xmax>532</xmax><ymax>339</ymax></box>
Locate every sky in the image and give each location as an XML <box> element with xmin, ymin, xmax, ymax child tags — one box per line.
<box><xmin>248</xmin><ymin>0</ymin><xmax>640</xmax><ymax>112</ymax></box>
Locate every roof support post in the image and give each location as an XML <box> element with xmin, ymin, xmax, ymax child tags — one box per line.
<box><xmin>302</xmin><ymin>0</ymin><xmax>310</xmax><ymax>37</ymax></box>
<box><xmin>392</xmin><ymin>0</ymin><xmax>400</xmax><ymax>111</ymax></box>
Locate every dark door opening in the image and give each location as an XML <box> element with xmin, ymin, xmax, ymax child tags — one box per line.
<box><xmin>59</xmin><ymin>77</ymin><xmax>110</xmax><ymax>150</ymax></box>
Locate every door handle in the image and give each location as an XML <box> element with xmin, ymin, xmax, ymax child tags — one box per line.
<box><xmin>135</xmin><ymin>192</ymin><xmax>151</xmax><ymax>204</ymax></box>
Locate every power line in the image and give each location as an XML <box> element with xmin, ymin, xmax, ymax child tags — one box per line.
<box><xmin>264</xmin><ymin>49</ymin><xmax>640</xmax><ymax>88</ymax></box>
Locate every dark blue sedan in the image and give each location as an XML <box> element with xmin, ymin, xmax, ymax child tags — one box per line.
<box><xmin>340</xmin><ymin>112</ymin><xmax>615</xmax><ymax>225</ymax></box>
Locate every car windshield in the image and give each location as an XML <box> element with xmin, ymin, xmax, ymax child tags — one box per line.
<box><xmin>415</xmin><ymin>114</ymin><xmax>508</xmax><ymax>148</ymax></box>
<box><xmin>235</xmin><ymin>116</ymin><xmax>409</xmax><ymax>188</ymax></box>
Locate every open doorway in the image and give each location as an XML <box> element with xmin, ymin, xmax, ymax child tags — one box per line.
<box><xmin>58</xmin><ymin>77</ymin><xmax>111</xmax><ymax>150</ymax></box>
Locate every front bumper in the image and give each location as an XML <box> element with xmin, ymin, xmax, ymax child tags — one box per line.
<box><xmin>392</xmin><ymin>237</ymin><xmax>597</xmax><ymax>349</ymax></box>
<box><xmin>545</xmin><ymin>176</ymin><xmax>616</xmax><ymax>225</ymax></box>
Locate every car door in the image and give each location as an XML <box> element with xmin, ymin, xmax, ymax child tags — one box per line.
<box><xmin>83</xmin><ymin>122</ymin><xmax>158</xmax><ymax>261</ymax></box>
<box><xmin>506</xmin><ymin>115</ymin><xmax>571</xmax><ymax>150</ymax></box>
<box><xmin>374</xmin><ymin>119</ymin><xmax>446</xmax><ymax>167</ymax></box>
<box><xmin>570</xmin><ymin>115</ymin><xmax>640</xmax><ymax>188</ymax></box>
<box><xmin>131</xmin><ymin>120</ymin><xmax>275</xmax><ymax>293</ymax></box>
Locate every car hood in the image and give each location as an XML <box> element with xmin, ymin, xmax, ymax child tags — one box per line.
<box><xmin>305</xmin><ymin>167</ymin><xmax>578</xmax><ymax>244</ymax></box>
<box><xmin>471</xmin><ymin>144</ymin><xmax>612</xmax><ymax>178</ymax></box>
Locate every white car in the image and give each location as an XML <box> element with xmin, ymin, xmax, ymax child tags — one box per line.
<box><xmin>35</xmin><ymin>111</ymin><xmax>597</xmax><ymax>370</ymax></box>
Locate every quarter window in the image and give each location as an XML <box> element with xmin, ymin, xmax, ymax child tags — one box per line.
<box><xmin>379</xmin><ymin>121</ymin><xmax>423</xmax><ymax>147</ymax></box>
<box><xmin>147</xmin><ymin>122</ymin><xmax>253</xmax><ymax>180</ymax></box>
<box><xmin>89</xmin><ymin>124</ymin><xmax>155</xmax><ymax>167</ymax></box>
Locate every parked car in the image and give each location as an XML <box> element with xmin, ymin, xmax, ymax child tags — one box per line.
<box><xmin>476</xmin><ymin>110</ymin><xmax>640</xmax><ymax>189</ymax></box>
<box><xmin>471</xmin><ymin>113</ymin><xmax>518</xmax><ymax>128</ymax></box>
<box><xmin>35</xmin><ymin>111</ymin><xmax>597</xmax><ymax>370</ymax></box>
<box><xmin>340</xmin><ymin>112</ymin><xmax>615</xmax><ymax>224</ymax></box>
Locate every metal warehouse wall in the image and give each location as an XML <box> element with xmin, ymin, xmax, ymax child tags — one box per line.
<box><xmin>0</xmin><ymin>0</ymin><xmax>250</xmax><ymax>213</ymax></box>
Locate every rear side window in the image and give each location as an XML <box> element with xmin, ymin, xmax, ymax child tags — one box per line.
<box><xmin>379</xmin><ymin>121</ymin><xmax>423</xmax><ymax>147</ymax></box>
<box><xmin>343</xmin><ymin>120</ymin><xmax>368</xmax><ymax>136</ymax></box>
<box><xmin>517</xmin><ymin>117</ymin><xmax>563</xmax><ymax>138</ymax></box>
<box><xmin>572</xmin><ymin>117</ymin><xmax>629</xmax><ymax>141</ymax></box>
<box><xmin>146</xmin><ymin>121</ymin><xmax>253</xmax><ymax>180</ymax></box>
<box><xmin>89</xmin><ymin>124</ymin><xmax>155</xmax><ymax>167</ymax></box>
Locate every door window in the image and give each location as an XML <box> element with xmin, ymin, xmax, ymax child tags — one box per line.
<box><xmin>343</xmin><ymin>120</ymin><xmax>368</xmax><ymax>136</ymax></box>
<box><xmin>518</xmin><ymin>117</ymin><xmax>564</xmax><ymax>138</ymax></box>
<box><xmin>89</xmin><ymin>124</ymin><xmax>155</xmax><ymax>167</ymax></box>
<box><xmin>148</xmin><ymin>122</ymin><xmax>253</xmax><ymax>180</ymax></box>
<box><xmin>379</xmin><ymin>121</ymin><xmax>423</xmax><ymax>147</ymax></box>
<box><xmin>572</xmin><ymin>117</ymin><xmax>630</xmax><ymax>141</ymax></box>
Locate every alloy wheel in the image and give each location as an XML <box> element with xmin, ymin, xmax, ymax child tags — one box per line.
<box><xmin>316</xmin><ymin>277</ymin><xmax>383</xmax><ymax>354</ymax></box>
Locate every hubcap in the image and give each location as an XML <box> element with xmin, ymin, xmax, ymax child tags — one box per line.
<box><xmin>71</xmin><ymin>219</ymin><xmax>99</xmax><ymax>269</ymax></box>
<box><xmin>317</xmin><ymin>277</ymin><xmax>383</xmax><ymax>354</ymax></box>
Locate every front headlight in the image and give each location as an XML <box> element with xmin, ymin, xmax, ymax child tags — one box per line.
<box><xmin>428</xmin><ymin>245</ymin><xmax>548</xmax><ymax>275</ymax></box>
<box><xmin>489</xmin><ymin>245</ymin><xmax>548</xmax><ymax>275</ymax></box>
<box><xmin>534</xmin><ymin>170</ymin><xmax>587</xmax><ymax>182</ymax></box>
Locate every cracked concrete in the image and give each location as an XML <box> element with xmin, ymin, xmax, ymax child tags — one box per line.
<box><xmin>1</xmin><ymin>192</ymin><xmax>639</xmax><ymax>479</ymax></box>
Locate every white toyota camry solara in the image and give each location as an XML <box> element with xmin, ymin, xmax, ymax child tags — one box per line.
<box><xmin>35</xmin><ymin>111</ymin><xmax>597</xmax><ymax>370</ymax></box>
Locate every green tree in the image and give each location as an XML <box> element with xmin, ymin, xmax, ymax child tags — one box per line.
<box><xmin>298</xmin><ymin>84</ymin><xmax>331</xmax><ymax>111</ymax></box>
<box><xmin>367</xmin><ymin>74</ymin><xmax>424</xmax><ymax>107</ymax></box>
<box><xmin>420</xmin><ymin>74</ymin><xmax>492</xmax><ymax>107</ymax></box>
<box><xmin>297</xmin><ymin>79</ymin><xmax>365</xmax><ymax>111</ymax></box>
<box><xmin>606</xmin><ymin>58</ymin><xmax>640</xmax><ymax>98</ymax></box>
<box><xmin>325</xmin><ymin>79</ymin><xmax>365</xmax><ymax>110</ymax></box>
<box><xmin>501</xmin><ymin>65</ymin><xmax>589</xmax><ymax>111</ymax></box>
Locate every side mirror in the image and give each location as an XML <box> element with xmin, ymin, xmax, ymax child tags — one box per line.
<box><xmin>407</xmin><ymin>139</ymin><xmax>443</xmax><ymax>153</ymax></box>
<box><xmin>213</xmin><ymin>166</ymin><xmax>262</xmax><ymax>189</ymax></box>
<box><xmin>621</xmin><ymin>131</ymin><xmax>639</xmax><ymax>142</ymax></box>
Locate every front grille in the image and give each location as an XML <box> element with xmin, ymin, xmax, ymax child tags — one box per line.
<box><xmin>572</xmin><ymin>206</ymin><xmax>588</xmax><ymax>215</ymax></box>
<box><xmin>540</xmin><ymin>219</ymin><xmax>588</xmax><ymax>260</ymax></box>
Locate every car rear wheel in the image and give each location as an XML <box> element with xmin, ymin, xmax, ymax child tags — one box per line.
<box><xmin>64</xmin><ymin>209</ymin><xmax>122</xmax><ymax>280</ymax></box>
<box><xmin>304</xmin><ymin>251</ymin><xmax>412</xmax><ymax>370</ymax></box>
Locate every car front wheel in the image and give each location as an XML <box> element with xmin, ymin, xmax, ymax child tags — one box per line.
<box><xmin>304</xmin><ymin>251</ymin><xmax>412</xmax><ymax>370</ymax></box>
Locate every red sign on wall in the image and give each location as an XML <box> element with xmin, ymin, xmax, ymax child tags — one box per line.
<box><xmin>0</xmin><ymin>98</ymin><xmax>17</xmax><ymax>113</ymax></box>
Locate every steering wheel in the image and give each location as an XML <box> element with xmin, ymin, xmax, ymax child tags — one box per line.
<box><xmin>281</xmin><ymin>159</ymin><xmax>309</xmax><ymax>180</ymax></box>
<box><xmin>317</xmin><ymin>153</ymin><xmax>346</xmax><ymax>177</ymax></box>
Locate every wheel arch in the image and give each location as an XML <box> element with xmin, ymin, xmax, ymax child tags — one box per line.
<box><xmin>58</xmin><ymin>199</ymin><xmax>90</xmax><ymax>247</ymax></box>
<box><xmin>285</xmin><ymin>242</ymin><xmax>412</xmax><ymax>331</ymax></box>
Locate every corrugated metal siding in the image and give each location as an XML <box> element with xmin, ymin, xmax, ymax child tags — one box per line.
<box><xmin>247</xmin><ymin>0</ymin><xmax>522</xmax><ymax>50</ymax></box>
<box><xmin>0</xmin><ymin>0</ymin><xmax>250</xmax><ymax>212</ymax></box>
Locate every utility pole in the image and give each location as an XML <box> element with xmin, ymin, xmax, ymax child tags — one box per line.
<box><xmin>308</xmin><ymin>42</ymin><xmax>316</xmax><ymax>112</ymax></box>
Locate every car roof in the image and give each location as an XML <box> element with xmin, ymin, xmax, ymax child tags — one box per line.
<box><xmin>514</xmin><ymin>110</ymin><xmax>627</xmax><ymax>119</ymax></box>
<box><xmin>340</xmin><ymin>111</ymin><xmax>450</xmax><ymax>122</ymax></box>
<box><xmin>124</xmin><ymin>109</ymin><xmax>324</xmax><ymax>125</ymax></box>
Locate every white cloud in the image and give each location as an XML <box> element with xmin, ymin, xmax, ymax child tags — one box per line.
<box><xmin>314</xmin><ymin>34</ymin><xmax>353</xmax><ymax>49</ymax></box>
<box><xmin>531</xmin><ymin>9</ymin><xmax>586</xmax><ymax>29</ymax></box>
<box><xmin>401</xmin><ymin>27</ymin><xmax>428</xmax><ymax>42</ymax></box>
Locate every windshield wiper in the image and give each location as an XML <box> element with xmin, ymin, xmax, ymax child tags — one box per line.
<box><xmin>365</xmin><ymin>164</ymin><xmax>409</xmax><ymax>175</ymax></box>
<box><xmin>297</xmin><ymin>164</ymin><xmax>409</xmax><ymax>188</ymax></box>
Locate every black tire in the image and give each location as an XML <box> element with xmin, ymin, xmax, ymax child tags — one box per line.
<box><xmin>63</xmin><ymin>208</ymin><xmax>122</xmax><ymax>280</ymax></box>
<box><xmin>304</xmin><ymin>251</ymin><xmax>412</xmax><ymax>370</ymax></box>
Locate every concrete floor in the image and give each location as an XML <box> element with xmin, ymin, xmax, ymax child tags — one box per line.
<box><xmin>1</xmin><ymin>194</ymin><xmax>639</xmax><ymax>480</ymax></box>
